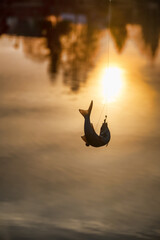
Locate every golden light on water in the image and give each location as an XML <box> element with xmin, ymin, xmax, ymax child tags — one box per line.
<box><xmin>101</xmin><ymin>66</ymin><xmax>125</xmax><ymax>103</ymax></box>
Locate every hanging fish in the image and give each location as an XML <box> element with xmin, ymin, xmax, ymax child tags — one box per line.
<box><xmin>79</xmin><ymin>100</ymin><xmax>111</xmax><ymax>147</ymax></box>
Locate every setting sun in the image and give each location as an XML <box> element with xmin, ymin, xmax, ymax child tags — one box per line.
<box><xmin>101</xmin><ymin>66</ymin><xmax>125</xmax><ymax>103</ymax></box>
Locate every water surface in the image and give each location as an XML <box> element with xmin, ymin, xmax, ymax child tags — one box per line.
<box><xmin>0</xmin><ymin>0</ymin><xmax>160</xmax><ymax>239</ymax></box>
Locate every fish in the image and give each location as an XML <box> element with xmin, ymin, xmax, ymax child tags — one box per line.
<box><xmin>79</xmin><ymin>100</ymin><xmax>111</xmax><ymax>147</ymax></box>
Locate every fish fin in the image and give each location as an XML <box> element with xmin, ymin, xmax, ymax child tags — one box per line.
<box><xmin>81</xmin><ymin>135</ymin><xmax>90</xmax><ymax>147</ymax></box>
<box><xmin>79</xmin><ymin>109</ymin><xmax>88</xmax><ymax>117</ymax></box>
<box><xmin>81</xmin><ymin>135</ymin><xmax>87</xmax><ymax>142</ymax></box>
<box><xmin>79</xmin><ymin>100</ymin><xmax>93</xmax><ymax>117</ymax></box>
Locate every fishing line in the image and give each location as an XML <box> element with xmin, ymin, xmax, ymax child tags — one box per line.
<box><xmin>104</xmin><ymin>0</ymin><xmax>112</xmax><ymax>117</ymax></box>
<box><xmin>95</xmin><ymin>102</ymin><xmax>106</xmax><ymax>131</ymax></box>
<box><xmin>96</xmin><ymin>0</ymin><xmax>112</xmax><ymax>130</ymax></box>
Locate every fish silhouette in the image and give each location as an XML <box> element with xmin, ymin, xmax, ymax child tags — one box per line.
<box><xmin>79</xmin><ymin>100</ymin><xmax>111</xmax><ymax>147</ymax></box>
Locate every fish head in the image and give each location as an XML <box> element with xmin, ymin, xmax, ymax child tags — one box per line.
<box><xmin>100</xmin><ymin>122</ymin><xmax>110</xmax><ymax>137</ymax></box>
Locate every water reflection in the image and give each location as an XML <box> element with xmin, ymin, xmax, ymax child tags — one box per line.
<box><xmin>0</xmin><ymin>1</ymin><xmax>160</xmax><ymax>240</ymax></box>
<box><xmin>0</xmin><ymin>0</ymin><xmax>160</xmax><ymax>92</ymax></box>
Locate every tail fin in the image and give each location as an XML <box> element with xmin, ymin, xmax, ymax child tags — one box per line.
<box><xmin>79</xmin><ymin>100</ymin><xmax>93</xmax><ymax>117</ymax></box>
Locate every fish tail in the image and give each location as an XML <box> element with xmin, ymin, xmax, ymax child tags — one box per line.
<box><xmin>79</xmin><ymin>100</ymin><xmax>93</xmax><ymax>117</ymax></box>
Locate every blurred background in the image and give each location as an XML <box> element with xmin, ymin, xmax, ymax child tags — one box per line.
<box><xmin>0</xmin><ymin>0</ymin><xmax>160</xmax><ymax>239</ymax></box>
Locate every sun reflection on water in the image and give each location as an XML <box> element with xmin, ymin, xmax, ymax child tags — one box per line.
<box><xmin>101</xmin><ymin>66</ymin><xmax>125</xmax><ymax>103</ymax></box>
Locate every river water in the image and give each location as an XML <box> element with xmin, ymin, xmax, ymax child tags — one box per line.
<box><xmin>0</xmin><ymin>0</ymin><xmax>160</xmax><ymax>239</ymax></box>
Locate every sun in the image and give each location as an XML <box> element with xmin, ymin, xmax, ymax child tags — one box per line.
<box><xmin>101</xmin><ymin>66</ymin><xmax>125</xmax><ymax>103</ymax></box>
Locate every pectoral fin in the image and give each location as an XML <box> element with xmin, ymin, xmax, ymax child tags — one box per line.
<box><xmin>81</xmin><ymin>135</ymin><xmax>87</xmax><ymax>142</ymax></box>
<box><xmin>81</xmin><ymin>135</ymin><xmax>90</xmax><ymax>147</ymax></box>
